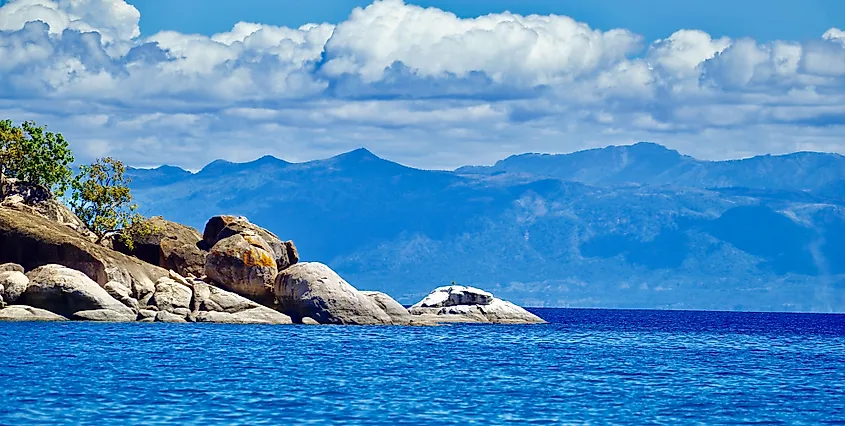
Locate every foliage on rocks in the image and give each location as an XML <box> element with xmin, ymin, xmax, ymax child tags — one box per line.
<box><xmin>69</xmin><ymin>157</ymin><xmax>152</xmax><ymax>248</ymax></box>
<box><xmin>0</xmin><ymin>120</ymin><xmax>74</xmax><ymax>197</ymax></box>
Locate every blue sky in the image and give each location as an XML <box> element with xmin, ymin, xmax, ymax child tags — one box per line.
<box><xmin>124</xmin><ymin>0</ymin><xmax>844</xmax><ymax>43</ymax></box>
<box><xmin>0</xmin><ymin>0</ymin><xmax>844</xmax><ymax>170</ymax></box>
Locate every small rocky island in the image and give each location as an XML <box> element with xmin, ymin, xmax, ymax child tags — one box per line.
<box><xmin>0</xmin><ymin>178</ymin><xmax>545</xmax><ymax>325</ymax></box>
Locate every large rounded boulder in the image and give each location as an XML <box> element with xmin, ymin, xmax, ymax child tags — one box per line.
<box><xmin>273</xmin><ymin>262</ymin><xmax>392</xmax><ymax>325</ymax></box>
<box><xmin>114</xmin><ymin>216</ymin><xmax>207</xmax><ymax>277</ymax></box>
<box><xmin>204</xmin><ymin>232</ymin><xmax>278</xmax><ymax>304</ymax></box>
<box><xmin>0</xmin><ymin>270</ymin><xmax>29</xmax><ymax>305</ymax></box>
<box><xmin>203</xmin><ymin>215</ymin><xmax>297</xmax><ymax>271</ymax></box>
<box><xmin>20</xmin><ymin>264</ymin><xmax>135</xmax><ymax>319</ymax></box>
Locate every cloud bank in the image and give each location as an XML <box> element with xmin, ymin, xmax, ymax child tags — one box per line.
<box><xmin>1</xmin><ymin>0</ymin><xmax>844</xmax><ymax>169</ymax></box>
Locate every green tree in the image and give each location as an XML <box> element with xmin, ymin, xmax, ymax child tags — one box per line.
<box><xmin>69</xmin><ymin>157</ymin><xmax>148</xmax><ymax>247</ymax></box>
<box><xmin>0</xmin><ymin>120</ymin><xmax>74</xmax><ymax>196</ymax></box>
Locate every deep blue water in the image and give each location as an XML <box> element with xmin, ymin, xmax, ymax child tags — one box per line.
<box><xmin>1</xmin><ymin>309</ymin><xmax>845</xmax><ymax>425</ymax></box>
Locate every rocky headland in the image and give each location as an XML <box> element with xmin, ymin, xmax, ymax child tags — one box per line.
<box><xmin>0</xmin><ymin>178</ymin><xmax>545</xmax><ymax>325</ymax></box>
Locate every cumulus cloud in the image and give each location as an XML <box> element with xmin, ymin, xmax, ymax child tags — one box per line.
<box><xmin>0</xmin><ymin>0</ymin><xmax>844</xmax><ymax>170</ymax></box>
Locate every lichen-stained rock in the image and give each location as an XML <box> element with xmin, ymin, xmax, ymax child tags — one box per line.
<box><xmin>204</xmin><ymin>233</ymin><xmax>277</xmax><ymax>304</ymax></box>
<box><xmin>0</xmin><ymin>305</ymin><xmax>67</xmax><ymax>321</ymax></box>
<box><xmin>409</xmin><ymin>285</ymin><xmax>546</xmax><ymax>324</ymax></box>
<box><xmin>274</xmin><ymin>262</ymin><xmax>392</xmax><ymax>325</ymax></box>
<box><xmin>73</xmin><ymin>309</ymin><xmax>135</xmax><ymax>322</ymax></box>
<box><xmin>203</xmin><ymin>215</ymin><xmax>297</xmax><ymax>271</ymax></box>
<box><xmin>0</xmin><ymin>263</ymin><xmax>24</xmax><ymax>273</ymax></box>
<box><xmin>201</xmin><ymin>215</ymin><xmax>242</xmax><ymax>248</ymax></box>
<box><xmin>21</xmin><ymin>265</ymin><xmax>136</xmax><ymax>318</ymax></box>
<box><xmin>0</xmin><ymin>270</ymin><xmax>29</xmax><ymax>305</ymax></box>
<box><xmin>361</xmin><ymin>291</ymin><xmax>412</xmax><ymax>325</ymax></box>
<box><xmin>150</xmin><ymin>277</ymin><xmax>193</xmax><ymax>312</ymax></box>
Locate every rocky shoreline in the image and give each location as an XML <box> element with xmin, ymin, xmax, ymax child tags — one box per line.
<box><xmin>0</xmin><ymin>179</ymin><xmax>545</xmax><ymax>325</ymax></box>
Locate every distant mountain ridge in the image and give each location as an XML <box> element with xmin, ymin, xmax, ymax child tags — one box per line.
<box><xmin>456</xmin><ymin>142</ymin><xmax>845</xmax><ymax>192</ymax></box>
<box><xmin>126</xmin><ymin>143</ymin><xmax>845</xmax><ymax>312</ymax></box>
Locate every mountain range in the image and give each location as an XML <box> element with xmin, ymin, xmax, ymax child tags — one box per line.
<box><xmin>126</xmin><ymin>142</ymin><xmax>845</xmax><ymax>312</ymax></box>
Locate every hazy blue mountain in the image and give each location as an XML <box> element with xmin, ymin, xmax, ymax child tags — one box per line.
<box><xmin>127</xmin><ymin>144</ymin><xmax>845</xmax><ymax>312</ymax></box>
<box><xmin>456</xmin><ymin>142</ymin><xmax>845</xmax><ymax>192</ymax></box>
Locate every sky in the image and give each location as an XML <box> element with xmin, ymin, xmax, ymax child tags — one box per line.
<box><xmin>0</xmin><ymin>0</ymin><xmax>844</xmax><ymax>170</ymax></box>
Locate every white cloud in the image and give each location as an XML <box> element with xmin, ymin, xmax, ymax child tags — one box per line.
<box><xmin>0</xmin><ymin>0</ymin><xmax>844</xmax><ymax>170</ymax></box>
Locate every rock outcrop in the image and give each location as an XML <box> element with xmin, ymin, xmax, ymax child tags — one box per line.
<box><xmin>191</xmin><ymin>280</ymin><xmax>292</xmax><ymax>324</ymax></box>
<box><xmin>274</xmin><ymin>262</ymin><xmax>392</xmax><ymax>325</ymax></box>
<box><xmin>0</xmin><ymin>206</ymin><xmax>168</xmax><ymax>303</ymax></box>
<box><xmin>361</xmin><ymin>291</ymin><xmax>412</xmax><ymax>325</ymax></box>
<box><xmin>203</xmin><ymin>215</ymin><xmax>297</xmax><ymax>271</ymax></box>
<box><xmin>409</xmin><ymin>285</ymin><xmax>546</xmax><ymax>324</ymax></box>
<box><xmin>1</xmin><ymin>178</ymin><xmax>96</xmax><ymax>241</ymax></box>
<box><xmin>204</xmin><ymin>232</ymin><xmax>278</xmax><ymax>304</ymax></box>
<box><xmin>20</xmin><ymin>265</ymin><xmax>136</xmax><ymax>319</ymax></box>
<box><xmin>0</xmin><ymin>180</ymin><xmax>545</xmax><ymax>326</ymax></box>
<box><xmin>113</xmin><ymin>216</ymin><xmax>207</xmax><ymax>277</ymax></box>
<box><xmin>0</xmin><ymin>305</ymin><xmax>67</xmax><ymax>321</ymax></box>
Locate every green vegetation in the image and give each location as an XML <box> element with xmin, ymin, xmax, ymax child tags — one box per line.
<box><xmin>0</xmin><ymin>119</ymin><xmax>150</xmax><ymax>248</ymax></box>
<box><xmin>0</xmin><ymin>119</ymin><xmax>74</xmax><ymax>196</ymax></box>
<box><xmin>69</xmin><ymin>156</ymin><xmax>151</xmax><ymax>247</ymax></box>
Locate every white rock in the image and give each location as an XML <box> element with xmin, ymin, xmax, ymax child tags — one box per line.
<box><xmin>274</xmin><ymin>262</ymin><xmax>393</xmax><ymax>325</ymax></box>
<box><xmin>409</xmin><ymin>286</ymin><xmax>545</xmax><ymax>324</ymax></box>
<box><xmin>22</xmin><ymin>265</ymin><xmax>134</xmax><ymax>318</ymax></box>
<box><xmin>413</xmin><ymin>285</ymin><xmax>494</xmax><ymax>308</ymax></box>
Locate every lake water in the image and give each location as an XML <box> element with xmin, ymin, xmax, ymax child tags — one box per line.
<box><xmin>1</xmin><ymin>309</ymin><xmax>844</xmax><ymax>425</ymax></box>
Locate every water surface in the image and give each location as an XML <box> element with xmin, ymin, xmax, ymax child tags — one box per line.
<box><xmin>1</xmin><ymin>309</ymin><xmax>844</xmax><ymax>424</ymax></box>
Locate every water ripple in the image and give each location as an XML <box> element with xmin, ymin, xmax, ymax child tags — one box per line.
<box><xmin>0</xmin><ymin>309</ymin><xmax>844</xmax><ymax>424</ymax></box>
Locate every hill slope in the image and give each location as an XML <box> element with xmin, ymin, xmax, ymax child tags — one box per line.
<box><xmin>127</xmin><ymin>144</ymin><xmax>845</xmax><ymax>311</ymax></box>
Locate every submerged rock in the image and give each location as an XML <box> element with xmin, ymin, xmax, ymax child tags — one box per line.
<box><xmin>274</xmin><ymin>262</ymin><xmax>392</xmax><ymax>325</ymax></box>
<box><xmin>0</xmin><ymin>305</ymin><xmax>67</xmax><ymax>321</ymax></box>
<box><xmin>20</xmin><ymin>265</ymin><xmax>135</xmax><ymax>318</ymax></box>
<box><xmin>204</xmin><ymin>232</ymin><xmax>277</xmax><ymax>304</ymax></box>
<box><xmin>409</xmin><ymin>285</ymin><xmax>545</xmax><ymax>324</ymax></box>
